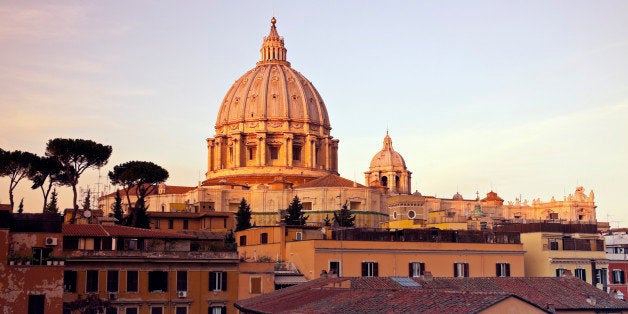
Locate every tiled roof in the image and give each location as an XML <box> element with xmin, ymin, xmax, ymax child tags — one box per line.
<box><xmin>297</xmin><ymin>174</ymin><xmax>365</xmax><ymax>189</ymax></box>
<box><xmin>163</xmin><ymin>185</ymin><xmax>196</xmax><ymax>194</ymax></box>
<box><xmin>235</xmin><ymin>276</ymin><xmax>628</xmax><ymax>313</ymax></box>
<box><xmin>62</xmin><ymin>224</ymin><xmax>194</xmax><ymax>239</ymax></box>
<box><xmin>102</xmin><ymin>184</ymin><xmax>195</xmax><ymax>198</ymax></box>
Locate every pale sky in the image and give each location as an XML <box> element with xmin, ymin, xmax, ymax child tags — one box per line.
<box><xmin>1</xmin><ymin>1</ymin><xmax>627</xmax><ymax>226</ymax></box>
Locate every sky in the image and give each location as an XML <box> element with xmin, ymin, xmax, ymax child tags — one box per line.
<box><xmin>1</xmin><ymin>1</ymin><xmax>627</xmax><ymax>226</ymax></box>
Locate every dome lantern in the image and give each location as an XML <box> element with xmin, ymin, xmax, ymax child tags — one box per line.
<box><xmin>257</xmin><ymin>17</ymin><xmax>290</xmax><ymax>66</ymax></box>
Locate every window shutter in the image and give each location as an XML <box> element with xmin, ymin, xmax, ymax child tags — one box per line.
<box><xmin>409</xmin><ymin>263</ymin><xmax>413</xmax><ymax>277</ymax></box>
<box><xmin>221</xmin><ymin>306</ymin><xmax>227</xmax><ymax>314</ymax></box>
<box><xmin>464</xmin><ymin>263</ymin><xmax>469</xmax><ymax>277</ymax></box>
<box><xmin>454</xmin><ymin>264</ymin><xmax>458</xmax><ymax>277</ymax></box>
<box><xmin>496</xmin><ymin>264</ymin><xmax>501</xmax><ymax>277</ymax></box>
<box><xmin>420</xmin><ymin>263</ymin><xmax>425</xmax><ymax>276</ymax></box>
<box><xmin>361</xmin><ymin>263</ymin><xmax>367</xmax><ymax>277</ymax></box>
<box><xmin>221</xmin><ymin>271</ymin><xmax>228</xmax><ymax>291</ymax></box>
<box><xmin>556</xmin><ymin>269</ymin><xmax>561</xmax><ymax>277</ymax></box>
<box><xmin>209</xmin><ymin>272</ymin><xmax>216</xmax><ymax>290</ymax></box>
<box><xmin>505</xmin><ymin>263</ymin><xmax>510</xmax><ymax>277</ymax></box>
<box><xmin>373</xmin><ymin>263</ymin><xmax>379</xmax><ymax>277</ymax></box>
<box><xmin>622</xmin><ymin>270</ymin><xmax>625</xmax><ymax>284</ymax></box>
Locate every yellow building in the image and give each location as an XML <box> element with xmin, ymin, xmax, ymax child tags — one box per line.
<box><xmin>236</xmin><ymin>225</ymin><xmax>525</xmax><ymax>281</ymax></box>
<box><xmin>496</xmin><ymin>222</ymin><xmax>608</xmax><ymax>288</ymax></box>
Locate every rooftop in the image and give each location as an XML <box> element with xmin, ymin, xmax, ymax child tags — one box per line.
<box><xmin>62</xmin><ymin>224</ymin><xmax>195</xmax><ymax>239</ymax></box>
<box><xmin>235</xmin><ymin>276</ymin><xmax>628</xmax><ymax>313</ymax></box>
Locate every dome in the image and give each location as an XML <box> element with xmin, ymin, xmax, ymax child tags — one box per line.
<box><xmin>215</xmin><ymin>18</ymin><xmax>331</xmax><ymax>138</ymax></box>
<box><xmin>452</xmin><ymin>192</ymin><xmax>463</xmax><ymax>200</ymax></box>
<box><xmin>369</xmin><ymin>131</ymin><xmax>407</xmax><ymax>170</ymax></box>
<box><xmin>205</xmin><ymin>18</ymin><xmax>339</xmax><ymax>185</ymax></box>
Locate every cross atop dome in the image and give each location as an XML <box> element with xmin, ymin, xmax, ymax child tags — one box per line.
<box><xmin>258</xmin><ymin>17</ymin><xmax>290</xmax><ymax>66</ymax></box>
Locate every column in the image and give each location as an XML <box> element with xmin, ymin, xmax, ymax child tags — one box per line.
<box><xmin>215</xmin><ymin>137</ymin><xmax>223</xmax><ymax>170</ymax></box>
<box><xmin>206</xmin><ymin>138</ymin><xmax>215</xmax><ymax>172</ymax></box>
<box><xmin>258</xmin><ymin>134</ymin><xmax>266</xmax><ymax>166</ymax></box>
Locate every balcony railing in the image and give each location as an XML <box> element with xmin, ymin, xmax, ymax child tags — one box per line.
<box><xmin>66</xmin><ymin>250</ymin><xmax>238</xmax><ymax>260</ymax></box>
<box><xmin>331</xmin><ymin>228</ymin><xmax>520</xmax><ymax>244</ymax></box>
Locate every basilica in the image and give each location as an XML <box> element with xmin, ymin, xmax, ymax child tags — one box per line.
<box><xmin>99</xmin><ymin>18</ymin><xmax>597</xmax><ymax>229</ymax></box>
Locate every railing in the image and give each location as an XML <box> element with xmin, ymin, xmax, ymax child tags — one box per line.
<box><xmin>331</xmin><ymin>228</ymin><xmax>520</xmax><ymax>244</ymax></box>
<box><xmin>66</xmin><ymin>250</ymin><xmax>238</xmax><ymax>260</ymax></box>
<box><xmin>494</xmin><ymin>222</ymin><xmax>598</xmax><ymax>234</ymax></box>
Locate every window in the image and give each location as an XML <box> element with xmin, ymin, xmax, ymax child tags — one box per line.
<box><xmin>295</xmin><ymin>232</ymin><xmax>303</xmax><ymax>241</ymax></box>
<box><xmin>292</xmin><ymin>146</ymin><xmax>301</xmax><ymax>161</ymax></box>
<box><xmin>175</xmin><ymin>307</ymin><xmax>187</xmax><ymax>314</ymax></box>
<box><xmin>150</xmin><ymin>307</ymin><xmax>163</xmax><ymax>314</ymax></box>
<box><xmin>32</xmin><ymin>247</ymin><xmax>52</xmax><ymax>265</ymax></box>
<box><xmin>155</xmin><ymin>220</ymin><xmax>160</xmax><ymax>229</ymax></box>
<box><xmin>329</xmin><ymin>261</ymin><xmax>341</xmax><ymax>276</ymax></box>
<box><xmin>361</xmin><ymin>262</ymin><xmax>378</xmax><ymax>277</ymax></box>
<box><xmin>596</xmin><ymin>268</ymin><xmax>608</xmax><ymax>286</ymax></box>
<box><xmin>148</xmin><ymin>271</ymin><xmax>168</xmax><ymax>292</ymax></box>
<box><xmin>454</xmin><ymin>263</ymin><xmax>469</xmax><ymax>278</ymax></box>
<box><xmin>209</xmin><ymin>306</ymin><xmax>227</xmax><ymax>314</ymax></box>
<box><xmin>248</xmin><ymin>147</ymin><xmax>256</xmax><ymax>160</ymax></box>
<box><xmin>250</xmin><ymin>277</ymin><xmax>262</xmax><ymax>294</ymax></box>
<box><xmin>125</xmin><ymin>308</ymin><xmax>138</xmax><ymax>314</ymax></box>
<box><xmin>64</xmin><ymin>270</ymin><xmax>77</xmax><ymax>292</ymax></box>
<box><xmin>209</xmin><ymin>271</ymin><xmax>227</xmax><ymax>291</ymax></box>
<box><xmin>106</xmin><ymin>308</ymin><xmax>118</xmax><ymax>314</ymax></box>
<box><xmin>392</xmin><ymin>211</ymin><xmax>397</xmax><ymax>219</ymax></box>
<box><xmin>575</xmin><ymin>268</ymin><xmax>587</xmax><ymax>282</ymax></box>
<box><xmin>555</xmin><ymin>268</ymin><xmax>566</xmax><ymax>277</ymax></box>
<box><xmin>407</xmin><ymin>210</ymin><xmax>416</xmax><ymax>219</ymax></box>
<box><xmin>107</xmin><ymin>270</ymin><xmax>119</xmax><ymax>292</ymax></box>
<box><xmin>549</xmin><ymin>241</ymin><xmax>559</xmax><ymax>250</ymax></box>
<box><xmin>409</xmin><ymin>262</ymin><xmax>425</xmax><ymax>277</ymax></box>
<box><xmin>239</xmin><ymin>235</ymin><xmax>247</xmax><ymax>246</ymax></box>
<box><xmin>126</xmin><ymin>271</ymin><xmax>138</xmax><ymax>292</ymax></box>
<box><xmin>86</xmin><ymin>270</ymin><xmax>99</xmax><ymax>292</ymax></box>
<box><xmin>270</xmin><ymin>146</ymin><xmax>279</xmax><ymax>160</ymax></box>
<box><xmin>168</xmin><ymin>220</ymin><xmax>174</xmax><ymax>229</ymax></box>
<box><xmin>28</xmin><ymin>295</ymin><xmax>45</xmax><ymax>314</ymax></box>
<box><xmin>183</xmin><ymin>220</ymin><xmax>189</xmax><ymax>230</ymax></box>
<box><xmin>177</xmin><ymin>271</ymin><xmax>187</xmax><ymax>292</ymax></box>
<box><xmin>496</xmin><ymin>263</ymin><xmax>510</xmax><ymax>277</ymax></box>
<box><xmin>613</xmin><ymin>269</ymin><xmax>625</xmax><ymax>284</ymax></box>
<box><xmin>260</xmin><ymin>233</ymin><xmax>268</xmax><ymax>244</ymax></box>
<box><xmin>549</xmin><ymin>212</ymin><xmax>558</xmax><ymax>220</ymax></box>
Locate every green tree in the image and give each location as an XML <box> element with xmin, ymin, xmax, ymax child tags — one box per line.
<box><xmin>82</xmin><ymin>188</ymin><xmax>91</xmax><ymax>211</ymax></box>
<box><xmin>28</xmin><ymin>155</ymin><xmax>64</xmax><ymax>212</ymax></box>
<box><xmin>111</xmin><ymin>190</ymin><xmax>124</xmax><ymax>224</ymax></box>
<box><xmin>0</xmin><ymin>149</ymin><xmax>37</xmax><ymax>210</ymax></box>
<box><xmin>323</xmin><ymin>214</ymin><xmax>331</xmax><ymax>227</ymax></box>
<box><xmin>235</xmin><ymin>198</ymin><xmax>252</xmax><ymax>231</ymax></box>
<box><xmin>44</xmin><ymin>188</ymin><xmax>59</xmax><ymax>214</ymax></box>
<box><xmin>333</xmin><ymin>201</ymin><xmax>356</xmax><ymax>227</ymax></box>
<box><xmin>45</xmin><ymin>138</ymin><xmax>112</xmax><ymax>224</ymax></box>
<box><xmin>17</xmin><ymin>198</ymin><xmax>24</xmax><ymax>214</ymax></box>
<box><xmin>108</xmin><ymin>161</ymin><xmax>169</xmax><ymax>228</ymax></box>
<box><xmin>285</xmin><ymin>195</ymin><xmax>308</xmax><ymax>226</ymax></box>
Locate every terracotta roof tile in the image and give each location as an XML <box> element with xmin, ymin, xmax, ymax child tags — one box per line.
<box><xmin>62</xmin><ymin>223</ymin><xmax>194</xmax><ymax>239</ymax></box>
<box><xmin>297</xmin><ymin>174</ymin><xmax>365</xmax><ymax>189</ymax></box>
<box><xmin>235</xmin><ymin>276</ymin><xmax>628</xmax><ymax>313</ymax></box>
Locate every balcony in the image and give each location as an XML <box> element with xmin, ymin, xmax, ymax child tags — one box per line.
<box><xmin>65</xmin><ymin>250</ymin><xmax>238</xmax><ymax>260</ymax></box>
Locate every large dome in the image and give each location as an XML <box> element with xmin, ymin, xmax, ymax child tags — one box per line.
<box><xmin>215</xmin><ymin>17</ymin><xmax>330</xmax><ymax>137</ymax></box>
<box><xmin>205</xmin><ymin>18</ymin><xmax>339</xmax><ymax>185</ymax></box>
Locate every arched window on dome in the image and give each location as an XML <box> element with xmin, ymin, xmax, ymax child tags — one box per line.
<box><xmin>381</xmin><ymin>176</ymin><xmax>388</xmax><ymax>187</ymax></box>
<box><xmin>395</xmin><ymin>176</ymin><xmax>400</xmax><ymax>190</ymax></box>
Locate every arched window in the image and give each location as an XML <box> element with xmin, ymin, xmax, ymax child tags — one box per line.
<box><xmin>381</xmin><ymin>176</ymin><xmax>388</xmax><ymax>187</ymax></box>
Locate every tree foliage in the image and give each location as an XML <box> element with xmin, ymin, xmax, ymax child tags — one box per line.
<box><xmin>28</xmin><ymin>155</ymin><xmax>64</xmax><ymax>212</ymax></box>
<box><xmin>235</xmin><ymin>198</ymin><xmax>252</xmax><ymax>231</ymax></box>
<box><xmin>44</xmin><ymin>188</ymin><xmax>59</xmax><ymax>214</ymax></box>
<box><xmin>82</xmin><ymin>188</ymin><xmax>91</xmax><ymax>211</ymax></box>
<box><xmin>108</xmin><ymin>161</ymin><xmax>169</xmax><ymax>228</ymax></box>
<box><xmin>111</xmin><ymin>190</ymin><xmax>124</xmax><ymax>224</ymax></box>
<box><xmin>17</xmin><ymin>198</ymin><xmax>24</xmax><ymax>214</ymax></box>
<box><xmin>0</xmin><ymin>149</ymin><xmax>37</xmax><ymax>210</ymax></box>
<box><xmin>333</xmin><ymin>201</ymin><xmax>356</xmax><ymax>227</ymax></box>
<box><xmin>45</xmin><ymin>138</ymin><xmax>112</xmax><ymax>223</ymax></box>
<box><xmin>285</xmin><ymin>195</ymin><xmax>308</xmax><ymax>226</ymax></box>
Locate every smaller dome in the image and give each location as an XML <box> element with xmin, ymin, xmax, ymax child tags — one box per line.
<box><xmin>452</xmin><ymin>192</ymin><xmax>463</xmax><ymax>200</ymax></box>
<box><xmin>412</xmin><ymin>190</ymin><xmax>422</xmax><ymax>196</ymax></box>
<box><xmin>369</xmin><ymin>131</ymin><xmax>407</xmax><ymax>170</ymax></box>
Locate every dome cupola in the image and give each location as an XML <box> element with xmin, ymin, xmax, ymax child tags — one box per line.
<box><xmin>364</xmin><ymin>131</ymin><xmax>412</xmax><ymax>195</ymax></box>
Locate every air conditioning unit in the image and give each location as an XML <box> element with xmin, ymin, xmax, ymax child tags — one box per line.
<box><xmin>45</xmin><ymin>237</ymin><xmax>58</xmax><ymax>246</ymax></box>
<box><xmin>178</xmin><ymin>291</ymin><xmax>187</xmax><ymax>298</ymax></box>
<box><xmin>109</xmin><ymin>293</ymin><xmax>117</xmax><ymax>300</ymax></box>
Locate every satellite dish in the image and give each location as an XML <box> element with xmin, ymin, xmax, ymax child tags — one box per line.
<box><xmin>83</xmin><ymin>210</ymin><xmax>92</xmax><ymax>218</ymax></box>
